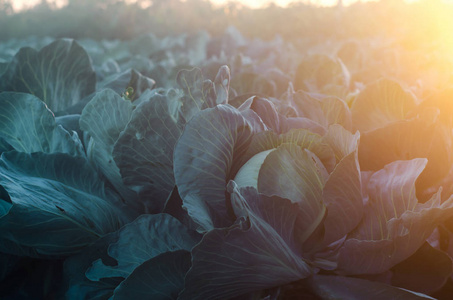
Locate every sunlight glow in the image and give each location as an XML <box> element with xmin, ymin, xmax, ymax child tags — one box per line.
<box><xmin>7</xmin><ymin>0</ymin><xmax>453</xmax><ymax>59</ymax></box>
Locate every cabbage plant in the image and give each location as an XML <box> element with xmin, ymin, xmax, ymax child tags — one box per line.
<box><xmin>1</xmin><ymin>36</ymin><xmax>453</xmax><ymax>300</ymax></box>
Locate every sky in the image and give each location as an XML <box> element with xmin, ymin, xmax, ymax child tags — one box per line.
<box><xmin>10</xmin><ymin>0</ymin><xmax>453</xmax><ymax>12</ymax></box>
<box><xmin>8</xmin><ymin>0</ymin><xmax>386</xmax><ymax>11</ymax></box>
<box><xmin>10</xmin><ymin>0</ymin><xmax>453</xmax><ymax>11</ymax></box>
<box><xmin>210</xmin><ymin>0</ymin><xmax>373</xmax><ymax>8</ymax></box>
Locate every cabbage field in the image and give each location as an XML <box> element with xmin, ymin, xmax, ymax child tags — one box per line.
<box><xmin>2</xmin><ymin>0</ymin><xmax>453</xmax><ymax>299</ymax></box>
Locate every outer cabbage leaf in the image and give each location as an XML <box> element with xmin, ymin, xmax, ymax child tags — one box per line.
<box><xmin>319</xmin><ymin>149</ymin><xmax>362</xmax><ymax>248</ymax></box>
<box><xmin>319</xmin><ymin>125</ymin><xmax>362</xmax><ymax>246</ymax></box>
<box><xmin>0</xmin><ymin>137</ymin><xmax>12</xmax><ymax>153</ymax></box>
<box><xmin>97</xmin><ymin>58</ymin><xmax>120</xmax><ymax>80</ymax></box>
<box><xmin>55</xmin><ymin>114</ymin><xmax>83</xmax><ymax>141</ymax></box>
<box><xmin>0</xmin><ymin>62</ymin><xmax>7</xmax><ymax>75</ymax></box>
<box><xmin>176</xmin><ymin>67</ymin><xmax>212</xmax><ymax>121</ymax></box>
<box><xmin>391</xmin><ymin>242</ymin><xmax>453</xmax><ymax>294</ymax></box>
<box><xmin>415</xmin><ymin>88</ymin><xmax>453</xmax><ymax>128</ymax></box>
<box><xmin>162</xmin><ymin>186</ymin><xmax>199</xmax><ymax>231</ymax></box>
<box><xmin>0</xmin><ymin>199</ymin><xmax>11</xmax><ymax>217</ymax></box>
<box><xmin>179</xmin><ymin>183</ymin><xmax>313</xmax><ymax>300</ymax></box>
<box><xmin>276</xmin><ymin>82</ymin><xmax>299</xmax><ymax>117</ymax></box>
<box><xmin>230</xmin><ymin>69</ymin><xmax>291</xmax><ymax>99</ymax></box>
<box><xmin>321</xmin><ymin>124</ymin><xmax>360</xmax><ymax>163</ymax></box>
<box><xmin>337</xmin><ymin>159</ymin><xmax>453</xmax><ymax>274</ymax></box>
<box><xmin>294</xmin><ymin>54</ymin><xmax>350</xmax><ymax>98</ymax></box>
<box><xmin>53</xmin><ymin>93</ymin><xmax>96</xmax><ymax>117</ymax></box>
<box><xmin>176</xmin><ymin>66</ymin><xmax>230</xmax><ymax>123</ymax></box>
<box><xmin>86</xmin><ymin>214</ymin><xmax>200</xmax><ymax>281</ymax></box>
<box><xmin>0</xmin><ymin>39</ymin><xmax>96</xmax><ymax>113</ymax></box>
<box><xmin>112</xmin><ymin>250</ymin><xmax>191</xmax><ymax>300</ymax></box>
<box><xmin>98</xmin><ymin>69</ymin><xmax>156</xmax><ymax>101</ymax></box>
<box><xmin>281</xmin><ymin>116</ymin><xmax>327</xmax><ymax>136</ymax></box>
<box><xmin>238</xmin><ymin>96</ymin><xmax>281</xmax><ymax>133</ymax></box>
<box><xmin>79</xmin><ymin>89</ymin><xmax>138</xmax><ymax>207</ymax></box>
<box><xmin>235</xmin><ymin>96</ymin><xmax>270</xmax><ymax>133</ymax></box>
<box><xmin>64</xmin><ymin>231</ymin><xmax>121</xmax><ymax>300</ymax></box>
<box><xmin>212</xmin><ymin>64</ymin><xmax>230</xmax><ymax>105</ymax></box>
<box><xmin>293</xmin><ymin>91</ymin><xmax>352</xmax><ymax>131</ymax></box>
<box><xmin>67</xmin><ymin>214</ymin><xmax>198</xmax><ymax>299</ymax></box>
<box><xmin>0</xmin><ymin>151</ymin><xmax>131</xmax><ymax>257</ymax></box>
<box><xmin>351</xmin><ymin>78</ymin><xmax>417</xmax><ymax>132</ymax></box>
<box><xmin>305</xmin><ymin>275</ymin><xmax>435</xmax><ymax>300</ymax></box>
<box><xmin>113</xmin><ymin>91</ymin><xmax>183</xmax><ymax>213</ymax></box>
<box><xmin>358</xmin><ymin>110</ymin><xmax>451</xmax><ymax>197</ymax></box>
<box><xmin>0</xmin><ymin>92</ymin><xmax>84</xmax><ymax>156</ymax></box>
<box><xmin>236</xmin><ymin>95</ymin><xmax>333</xmax><ymax>136</ymax></box>
<box><xmin>337</xmin><ymin>40</ymin><xmax>363</xmax><ymax>71</ymax></box>
<box><xmin>174</xmin><ymin>104</ymin><xmax>255</xmax><ymax>230</ymax></box>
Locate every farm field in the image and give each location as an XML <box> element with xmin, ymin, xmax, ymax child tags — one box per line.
<box><xmin>1</xmin><ymin>0</ymin><xmax>453</xmax><ymax>299</ymax></box>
